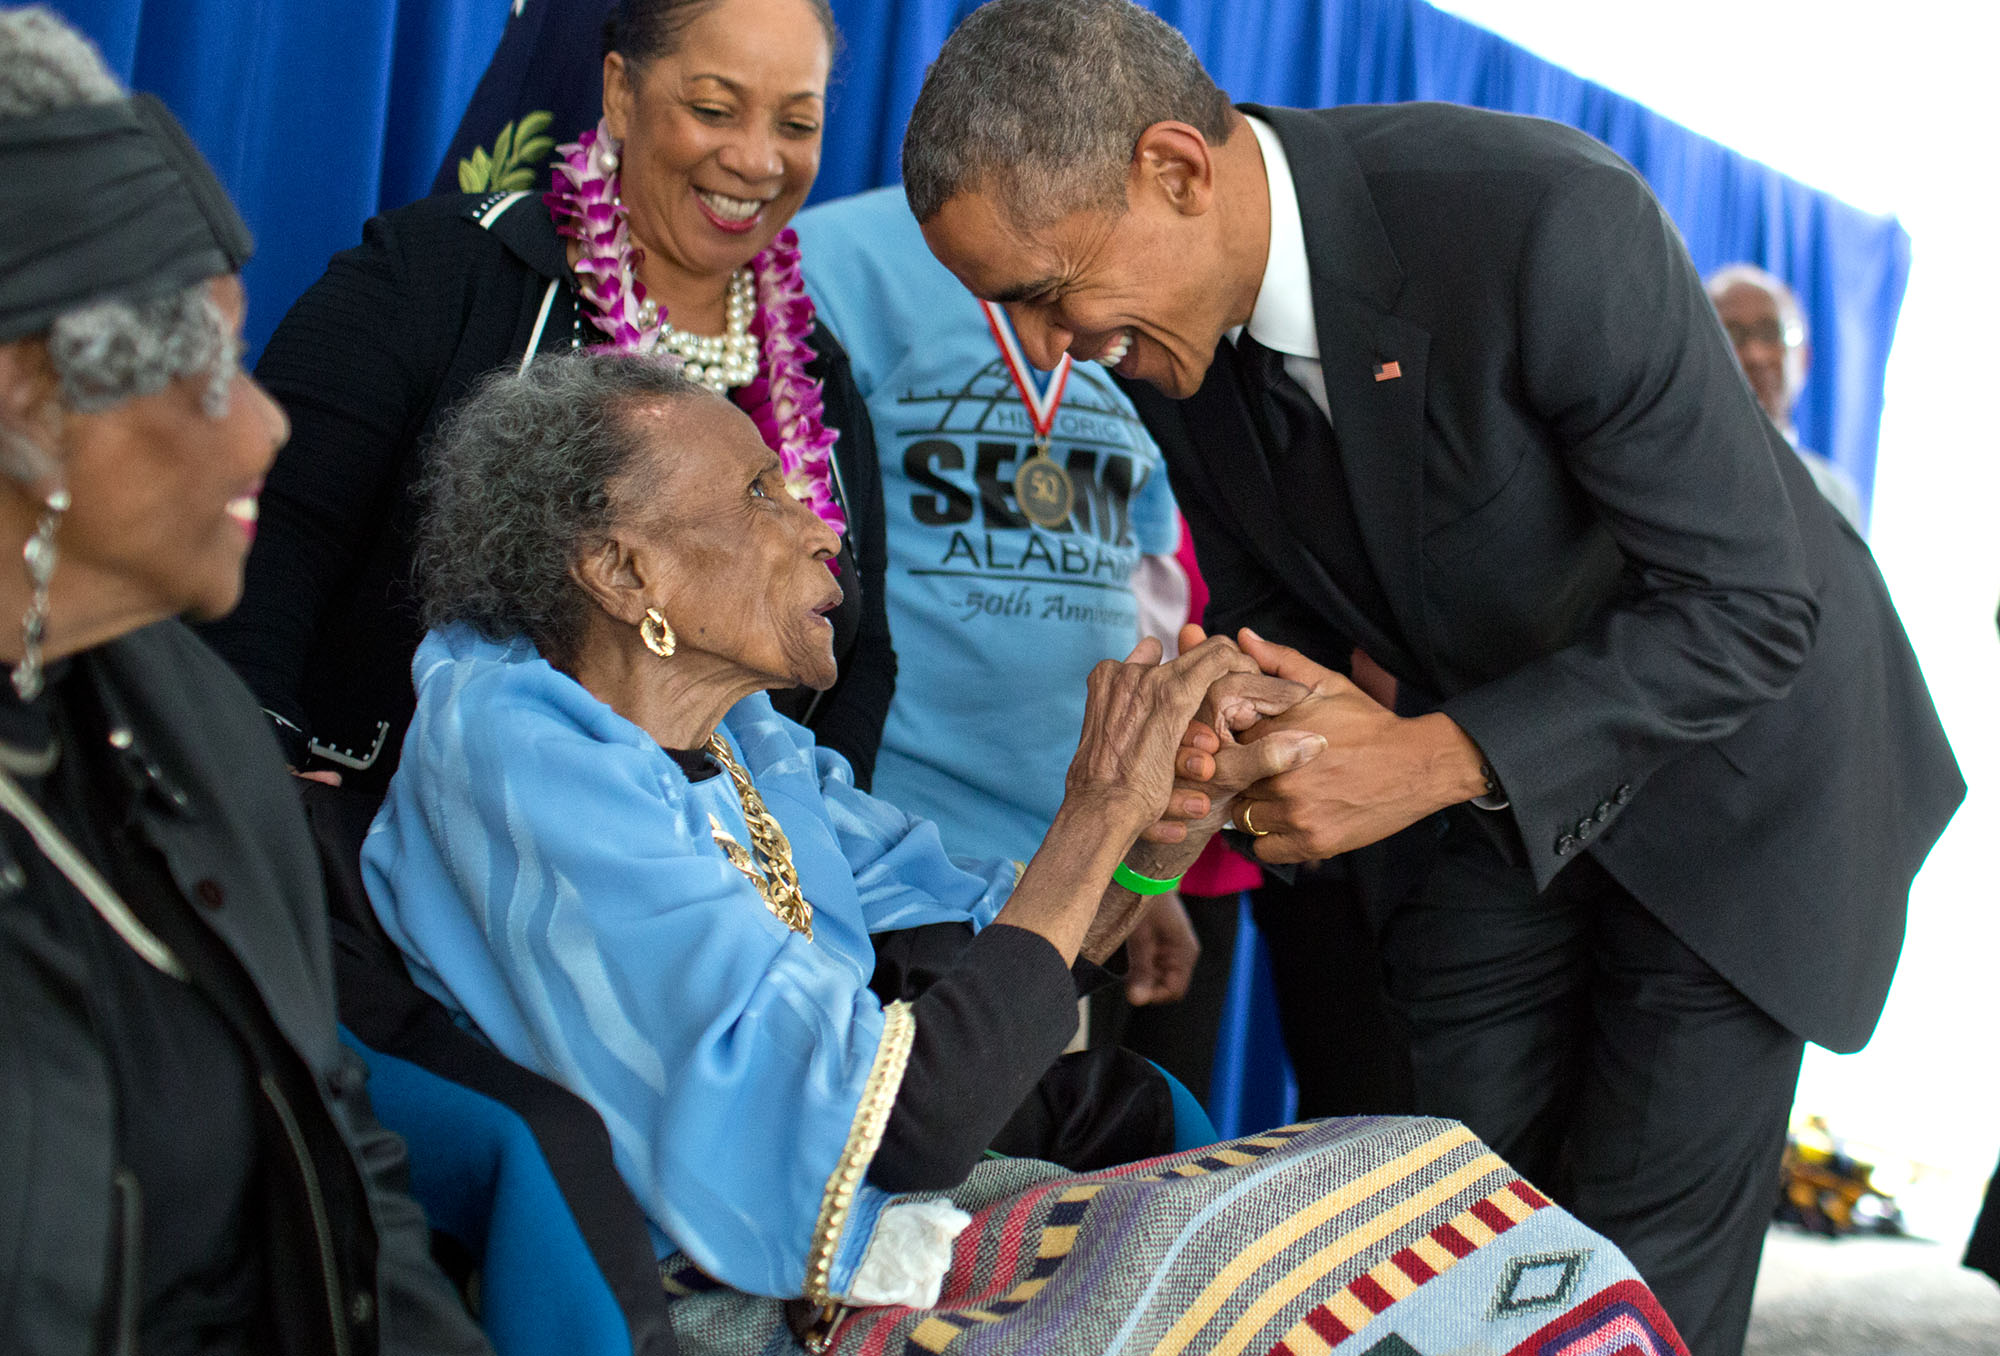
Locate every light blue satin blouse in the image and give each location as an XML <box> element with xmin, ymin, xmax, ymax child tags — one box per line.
<box><xmin>362</xmin><ymin>625</ymin><xmax>1015</xmax><ymax>1299</ymax></box>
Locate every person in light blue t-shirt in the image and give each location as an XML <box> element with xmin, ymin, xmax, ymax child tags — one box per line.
<box><xmin>794</xmin><ymin>186</ymin><xmax>1183</xmax><ymax>868</ymax></box>
<box><xmin>795</xmin><ymin>187</ymin><xmax>1201</xmax><ymax>1008</ymax></box>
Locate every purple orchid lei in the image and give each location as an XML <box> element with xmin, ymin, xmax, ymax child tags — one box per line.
<box><xmin>544</xmin><ymin>121</ymin><xmax>846</xmax><ymax>538</ymax></box>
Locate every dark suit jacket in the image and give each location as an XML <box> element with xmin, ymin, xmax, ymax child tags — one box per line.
<box><xmin>1124</xmin><ymin>103</ymin><xmax>1962</xmax><ymax>1053</ymax></box>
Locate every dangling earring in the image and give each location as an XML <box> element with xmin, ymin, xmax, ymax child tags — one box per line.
<box><xmin>12</xmin><ymin>487</ymin><xmax>69</xmax><ymax>701</ymax></box>
<box><xmin>639</xmin><ymin>607</ymin><xmax>676</xmax><ymax>659</ymax></box>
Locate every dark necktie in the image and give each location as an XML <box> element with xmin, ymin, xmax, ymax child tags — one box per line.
<box><xmin>1229</xmin><ymin>332</ymin><xmax>1395</xmax><ymax>637</ymax></box>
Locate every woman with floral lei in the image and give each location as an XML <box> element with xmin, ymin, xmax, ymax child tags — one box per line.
<box><xmin>201</xmin><ymin>0</ymin><xmax>895</xmax><ymax>797</ymax></box>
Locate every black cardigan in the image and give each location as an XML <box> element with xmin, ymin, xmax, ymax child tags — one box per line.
<box><xmin>0</xmin><ymin>622</ymin><xmax>487</xmax><ymax>1356</ymax></box>
<box><xmin>200</xmin><ymin>191</ymin><xmax>895</xmax><ymax>795</ymax></box>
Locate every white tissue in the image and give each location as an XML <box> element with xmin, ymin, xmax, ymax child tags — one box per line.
<box><xmin>844</xmin><ymin>1199</ymin><xmax>973</xmax><ymax>1308</ymax></box>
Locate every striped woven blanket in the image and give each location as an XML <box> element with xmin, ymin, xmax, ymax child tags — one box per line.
<box><xmin>665</xmin><ymin>1116</ymin><xmax>1687</xmax><ymax>1356</ymax></box>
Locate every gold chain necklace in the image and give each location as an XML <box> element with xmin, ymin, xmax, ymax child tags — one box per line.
<box><xmin>704</xmin><ymin>734</ymin><xmax>813</xmax><ymax>939</ymax></box>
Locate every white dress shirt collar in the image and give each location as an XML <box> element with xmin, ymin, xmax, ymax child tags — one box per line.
<box><xmin>1232</xmin><ymin>114</ymin><xmax>1318</xmax><ymax>361</ymax></box>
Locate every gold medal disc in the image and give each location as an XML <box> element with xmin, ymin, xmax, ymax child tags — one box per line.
<box><xmin>1015</xmin><ymin>448</ymin><xmax>1075</xmax><ymax>529</ymax></box>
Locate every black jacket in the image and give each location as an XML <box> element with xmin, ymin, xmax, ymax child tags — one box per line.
<box><xmin>200</xmin><ymin>191</ymin><xmax>894</xmax><ymax>794</ymax></box>
<box><xmin>0</xmin><ymin>621</ymin><xmax>488</xmax><ymax>1356</ymax></box>
<box><xmin>1125</xmin><ymin>103</ymin><xmax>1963</xmax><ymax>1053</ymax></box>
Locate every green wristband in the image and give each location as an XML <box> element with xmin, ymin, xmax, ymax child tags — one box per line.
<box><xmin>1112</xmin><ymin>861</ymin><xmax>1185</xmax><ymax>895</ymax></box>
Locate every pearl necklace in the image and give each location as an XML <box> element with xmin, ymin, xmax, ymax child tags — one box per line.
<box><xmin>642</xmin><ymin>266</ymin><xmax>758</xmax><ymax>393</ymax></box>
<box><xmin>546</xmin><ymin>120</ymin><xmax>848</xmax><ymax>537</ymax></box>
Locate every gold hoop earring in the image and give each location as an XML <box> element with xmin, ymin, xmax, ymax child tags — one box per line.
<box><xmin>639</xmin><ymin>607</ymin><xmax>676</xmax><ymax>659</ymax></box>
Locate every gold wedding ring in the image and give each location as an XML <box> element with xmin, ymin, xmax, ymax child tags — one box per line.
<box><xmin>1239</xmin><ymin>802</ymin><xmax>1270</xmax><ymax>837</ymax></box>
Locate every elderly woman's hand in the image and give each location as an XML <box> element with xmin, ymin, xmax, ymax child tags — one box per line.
<box><xmin>1003</xmin><ymin>628</ymin><xmax>1321</xmax><ymax>966</ymax></box>
<box><xmin>1060</xmin><ymin>632</ymin><xmax>1263</xmax><ymax>838</ymax></box>
<box><xmin>1138</xmin><ymin>717</ymin><xmax>1327</xmax><ymax>844</ymax></box>
<box><xmin>1008</xmin><ymin>631</ymin><xmax>1324</xmax><ymax>969</ymax></box>
<box><xmin>1135</xmin><ymin>625</ymin><xmax>1320</xmax><ymax>844</ymax></box>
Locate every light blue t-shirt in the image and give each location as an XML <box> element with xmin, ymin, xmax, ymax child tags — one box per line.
<box><xmin>795</xmin><ymin>187</ymin><xmax>1179</xmax><ymax>863</ymax></box>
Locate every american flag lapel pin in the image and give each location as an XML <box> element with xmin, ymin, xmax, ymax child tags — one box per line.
<box><xmin>1374</xmin><ymin>360</ymin><xmax>1402</xmax><ymax>382</ymax></box>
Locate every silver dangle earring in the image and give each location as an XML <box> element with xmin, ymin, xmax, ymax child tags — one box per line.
<box><xmin>13</xmin><ymin>487</ymin><xmax>69</xmax><ymax>701</ymax></box>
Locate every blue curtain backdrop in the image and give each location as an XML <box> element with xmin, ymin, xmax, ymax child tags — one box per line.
<box><xmin>51</xmin><ymin>0</ymin><xmax>513</xmax><ymax>360</ymax></box>
<box><xmin>55</xmin><ymin>0</ymin><xmax>1907</xmax><ymax>510</ymax></box>
<box><xmin>813</xmin><ymin>0</ymin><xmax>1911</xmax><ymax>510</ymax></box>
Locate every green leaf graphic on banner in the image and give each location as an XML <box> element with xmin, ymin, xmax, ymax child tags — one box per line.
<box><xmin>457</xmin><ymin>111</ymin><xmax>559</xmax><ymax>193</ymax></box>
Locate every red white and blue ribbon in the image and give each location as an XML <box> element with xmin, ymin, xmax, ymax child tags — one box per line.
<box><xmin>980</xmin><ymin>299</ymin><xmax>1071</xmax><ymax>445</ymax></box>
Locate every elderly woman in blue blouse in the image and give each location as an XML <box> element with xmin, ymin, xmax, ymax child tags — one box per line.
<box><xmin>361</xmin><ymin>350</ymin><xmax>1318</xmax><ymax>1318</ymax></box>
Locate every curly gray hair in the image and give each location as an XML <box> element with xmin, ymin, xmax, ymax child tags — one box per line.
<box><xmin>902</xmin><ymin>0</ymin><xmax>1232</xmax><ymax>228</ymax></box>
<box><xmin>0</xmin><ymin>6</ymin><xmax>236</xmax><ymax>483</ymax></box>
<box><xmin>415</xmin><ymin>350</ymin><xmax>711</xmax><ymax>665</ymax></box>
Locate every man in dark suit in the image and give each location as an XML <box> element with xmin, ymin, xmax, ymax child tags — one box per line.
<box><xmin>902</xmin><ymin>3</ymin><xmax>1963</xmax><ymax>1352</ymax></box>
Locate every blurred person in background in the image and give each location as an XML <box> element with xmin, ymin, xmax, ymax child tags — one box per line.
<box><xmin>1707</xmin><ymin>262</ymin><xmax>1866</xmax><ymax>530</ymax></box>
<box><xmin>791</xmin><ymin>184</ymin><xmax>1202</xmax><ymax>1016</ymax></box>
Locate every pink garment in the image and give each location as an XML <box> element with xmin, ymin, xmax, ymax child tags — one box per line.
<box><xmin>1173</xmin><ymin>514</ymin><xmax>1265</xmax><ymax>898</ymax></box>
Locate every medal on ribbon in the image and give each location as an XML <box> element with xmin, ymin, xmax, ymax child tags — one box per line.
<box><xmin>981</xmin><ymin>299</ymin><xmax>1075</xmax><ymax>529</ymax></box>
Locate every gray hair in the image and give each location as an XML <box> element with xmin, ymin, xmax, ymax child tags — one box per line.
<box><xmin>1705</xmin><ymin>262</ymin><xmax>1807</xmax><ymax>347</ymax></box>
<box><xmin>902</xmin><ymin>0</ymin><xmax>1232</xmax><ymax>227</ymax></box>
<box><xmin>415</xmin><ymin>350</ymin><xmax>711</xmax><ymax>665</ymax></box>
<box><xmin>0</xmin><ymin>6</ymin><xmax>235</xmax><ymax>484</ymax></box>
